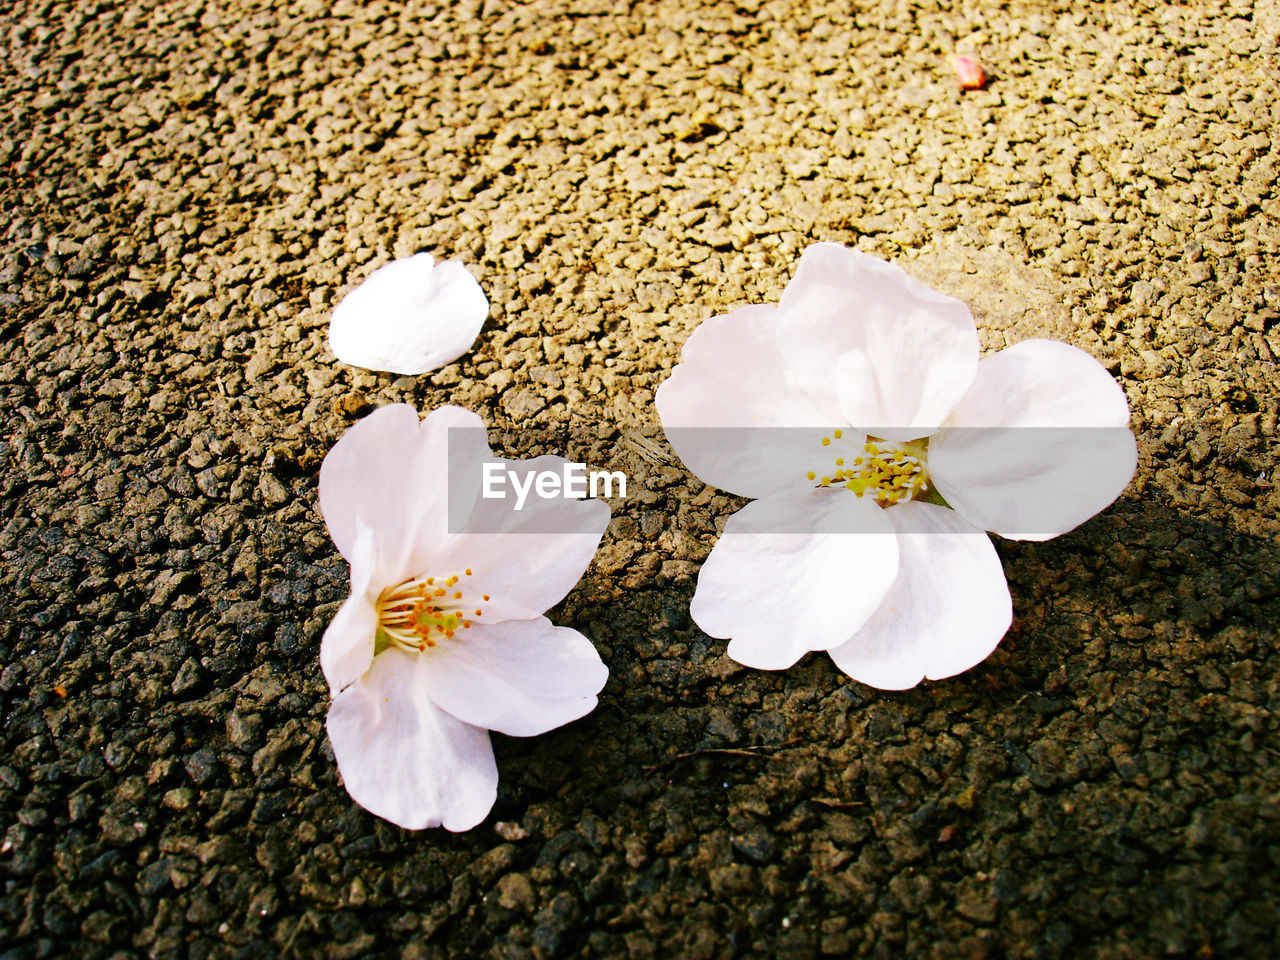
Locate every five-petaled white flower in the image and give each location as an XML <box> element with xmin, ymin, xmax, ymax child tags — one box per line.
<box><xmin>328</xmin><ymin>253</ymin><xmax>488</xmax><ymax>375</ymax></box>
<box><xmin>319</xmin><ymin>404</ymin><xmax>610</xmax><ymax>830</ymax></box>
<box><xmin>656</xmin><ymin>243</ymin><xmax>1136</xmax><ymax>689</ymax></box>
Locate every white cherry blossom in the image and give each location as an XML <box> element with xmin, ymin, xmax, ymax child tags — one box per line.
<box><xmin>319</xmin><ymin>404</ymin><xmax>609</xmax><ymax>829</ymax></box>
<box><xmin>657</xmin><ymin>243</ymin><xmax>1136</xmax><ymax>689</ymax></box>
<box><xmin>328</xmin><ymin>253</ymin><xmax>488</xmax><ymax>375</ymax></box>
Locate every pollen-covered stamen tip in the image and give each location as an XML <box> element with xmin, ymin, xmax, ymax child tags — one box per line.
<box><xmin>375</xmin><ymin>568</ymin><xmax>487</xmax><ymax>654</ymax></box>
<box><xmin>809</xmin><ymin>433</ymin><xmax>930</xmax><ymax>506</ymax></box>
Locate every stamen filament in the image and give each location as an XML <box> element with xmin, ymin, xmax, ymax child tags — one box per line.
<box><xmin>375</xmin><ymin>571</ymin><xmax>488</xmax><ymax>655</ymax></box>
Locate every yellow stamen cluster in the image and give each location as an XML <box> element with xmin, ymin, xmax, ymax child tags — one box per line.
<box><xmin>376</xmin><ymin>570</ymin><xmax>487</xmax><ymax>654</ymax></box>
<box><xmin>811</xmin><ymin>433</ymin><xmax>929</xmax><ymax>506</ymax></box>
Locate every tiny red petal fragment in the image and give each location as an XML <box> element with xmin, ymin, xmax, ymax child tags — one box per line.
<box><xmin>952</xmin><ymin>55</ymin><xmax>986</xmax><ymax>91</ymax></box>
<box><xmin>53</xmin><ymin>684</ymin><xmax>68</xmax><ymax>698</ymax></box>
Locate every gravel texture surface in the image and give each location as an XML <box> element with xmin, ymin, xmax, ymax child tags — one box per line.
<box><xmin>2</xmin><ymin>0</ymin><xmax>1279</xmax><ymax>957</ymax></box>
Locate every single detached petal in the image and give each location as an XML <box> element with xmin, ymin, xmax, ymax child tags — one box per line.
<box><xmin>327</xmin><ymin>648</ymin><xmax>498</xmax><ymax>831</ymax></box>
<box><xmin>434</xmin><ymin>456</ymin><xmax>611</xmax><ymax>622</ymax></box>
<box><xmin>776</xmin><ymin>244</ymin><xmax>979</xmax><ymax>440</ymax></box>
<box><xmin>319</xmin><ymin>404</ymin><xmax>492</xmax><ymax>585</ymax></box>
<box><xmin>656</xmin><ymin>304</ymin><xmax>845</xmax><ymax>499</ymax></box>
<box><xmin>319</xmin><ymin>519</ymin><xmax>378</xmax><ymax>694</ymax></box>
<box><xmin>329</xmin><ymin>253</ymin><xmax>488</xmax><ymax>376</ymax></box>
<box><xmin>929</xmin><ymin>339</ymin><xmax>1137</xmax><ymax>540</ymax></box>
<box><xmin>421</xmin><ymin>618</ymin><xmax>607</xmax><ymax>737</ymax></box>
<box><xmin>691</xmin><ymin>488</ymin><xmax>899</xmax><ymax>670</ymax></box>
<box><xmin>952</xmin><ymin>55</ymin><xmax>986</xmax><ymax>91</ymax></box>
<box><xmin>826</xmin><ymin>502</ymin><xmax>1012</xmax><ymax>689</ymax></box>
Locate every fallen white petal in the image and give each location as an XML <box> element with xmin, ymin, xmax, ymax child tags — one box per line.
<box><xmin>327</xmin><ymin>648</ymin><xmax>498</xmax><ymax>831</ymax></box>
<box><xmin>319</xmin><ymin>519</ymin><xmax>378</xmax><ymax>693</ymax></box>
<box><xmin>656</xmin><ymin>304</ymin><xmax>843</xmax><ymax>499</ymax></box>
<box><xmin>319</xmin><ymin>404</ymin><xmax>492</xmax><ymax>586</ymax></box>
<box><xmin>929</xmin><ymin>339</ymin><xmax>1137</xmax><ymax>540</ymax></box>
<box><xmin>329</xmin><ymin>253</ymin><xmax>488</xmax><ymax>376</ymax></box>
<box><xmin>826</xmin><ymin>501</ymin><xmax>1012</xmax><ymax>689</ymax></box>
<box><xmin>421</xmin><ymin>618</ymin><xmax>607</xmax><ymax>737</ymax></box>
<box><xmin>435</xmin><ymin>456</ymin><xmax>611</xmax><ymax>622</ymax></box>
<box><xmin>934</xmin><ymin>338</ymin><xmax>1132</xmax><ymax>430</ymax></box>
<box><xmin>691</xmin><ymin>488</ymin><xmax>899</xmax><ymax>670</ymax></box>
<box><xmin>776</xmin><ymin>244</ymin><xmax>979</xmax><ymax>440</ymax></box>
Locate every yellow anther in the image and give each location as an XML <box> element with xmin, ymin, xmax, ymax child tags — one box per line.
<box><xmin>822</xmin><ymin>437</ymin><xmax>831</xmax><ymax>446</ymax></box>
<box><xmin>806</xmin><ymin>471</ymin><xmax>816</xmax><ymax>481</ymax></box>
<box><xmin>828</xmin><ymin>438</ymin><xmax>931</xmax><ymax>507</ymax></box>
<box><xmin>834</xmin><ymin>429</ymin><xmax>843</xmax><ymax>439</ymax></box>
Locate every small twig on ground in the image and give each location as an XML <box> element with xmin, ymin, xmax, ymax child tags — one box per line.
<box><xmin>810</xmin><ymin>797</ymin><xmax>867</xmax><ymax>809</ymax></box>
<box><xmin>644</xmin><ymin>741</ymin><xmax>797</xmax><ymax>770</ymax></box>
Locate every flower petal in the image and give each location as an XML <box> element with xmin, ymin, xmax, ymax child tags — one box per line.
<box><xmin>937</xmin><ymin>338</ymin><xmax>1132</xmax><ymax>429</ymax></box>
<box><xmin>690</xmin><ymin>488</ymin><xmax>899</xmax><ymax>670</ymax></box>
<box><xmin>433</xmin><ymin>456</ymin><xmax>611</xmax><ymax>622</ymax></box>
<box><xmin>776</xmin><ymin>244</ymin><xmax>979</xmax><ymax>440</ymax></box>
<box><xmin>826</xmin><ymin>502</ymin><xmax>1011</xmax><ymax>689</ymax></box>
<box><xmin>327</xmin><ymin>648</ymin><xmax>498</xmax><ymax>831</ymax></box>
<box><xmin>319</xmin><ymin>404</ymin><xmax>492</xmax><ymax>585</ymax></box>
<box><xmin>329</xmin><ymin>254</ymin><xmax>488</xmax><ymax>375</ymax></box>
<box><xmin>929</xmin><ymin>339</ymin><xmax>1137</xmax><ymax>540</ymax></box>
<box><xmin>659</xmin><ymin>305</ymin><xmax>835</xmax><ymax>427</ymax></box>
<box><xmin>421</xmin><ymin>618</ymin><xmax>607</xmax><ymax>737</ymax></box>
<box><xmin>320</xmin><ymin>403</ymin><xmax>420</xmax><ymax>567</ymax></box>
<box><xmin>319</xmin><ymin>519</ymin><xmax>378</xmax><ymax>694</ymax></box>
<box><xmin>656</xmin><ymin>304</ymin><xmax>845</xmax><ymax>499</ymax></box>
